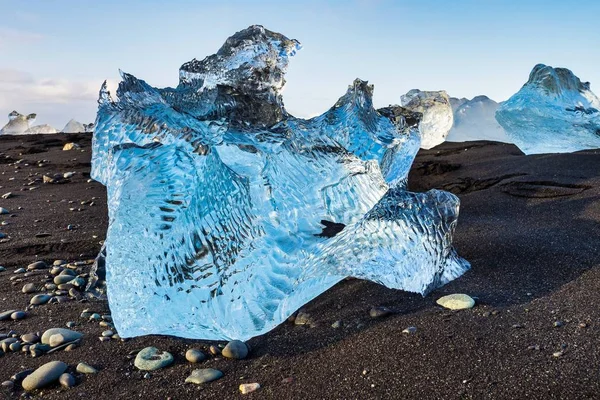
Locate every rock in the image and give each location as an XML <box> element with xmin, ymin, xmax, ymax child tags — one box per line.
<box><xmin>9</xmin><ymin>342</ymin><xmax>21</xmax><ymax>352</ymax></box>
<box><xmin>436</xmin><ymin>294</ymin><xmax>475</xmax><ymax>310</ymax></box>
<box><xmin>369</xmin><ymin>306</ymin><xmax>393</xmax><ymax>318</ymax></box>
<box><xmin>59</xmin><ymin>373</ymin><xmax>76</xmax><ymax>388</ymax></box>
<box><xmin>22</xmin><ymin>361</ymin><xmax>68</xmax><ymax>391</ymax></box>
<box><xmin>21</xmin><ymin>333</ymin><xmax>40</xmax><ymax>344</ymax></box>
<box><xmin>0</xmin><ymin>310</ymin><xmax>17</xmax><ymax>321</ymax></box>
<box><xmin>64</xmin><ymin>172</ymin><xmax>75</xmax><ymax>179</ymax></box>
<box><xmin>185</xmin><ymin>349</ymin><xmax>207</xmax><ymax>363</ymax></box>
<box><xmin>76</xmin><ymin>362</ymin><xmax>98</xmax><ymax>374</ymax></box>
<box><xmin>14</xmin><ymin>268</ymin><xmax>25</xmax><ymax>274</ymax></box>
<box><xmin>11</xmin><ymin>311</ymin><xmax>27</xmax><ymax>320</ymax></box>
<box><xmin>1</xmin><ymin>380</ymin><xmax>13</xmax><ymax>389</ymax></box>
<box><xmin>294</xmin><ymin>311</ymin><xmax>312</xmax><ymax>325</ymax></box>
<box><xmin>49</xmin><ymin>333</ymin><xmax>68</xmax><ymax>347</ymax></box>
<box><xmin>22</xmin><ymin>283</ymin><xmax>37</xmax><ymax>293</ymax></box>
<box><xmin>209</xmin><ymin>345</ymin><xmax>221</xmax><ymax>355</ymax></box>
<box><xmin>30</xmin><ymin>294</ymin><xmax>52</xmax><ymax>305</ymax></box>
<box><xmin>101</xmin><ymin>330</ymin><xmax>114</xmax><ymax>337</ymax></box>
<box><xmin>63</xmin><ymin>143</ymin><xmax>80</xmax><ymax>151</ymax></box>
<box><xmin>66</xmin><ymin>321</ymin><xmax>76</xmax><ymax>328</ymax></box>
<box><xmin>41</xmin><ymin>328</ymin><xmax>83</xmax><ymax>345</ymax></box>
<box><xmin>331</xmin><ymin>320</ymin><xmax>342</xmax><ymax>329</ymax></box>
<box><xmin>27</xmin><ymin>261</ymin><xmax>47</xmax><ymax>271</ymax></box>
<box><xmin>185</xmin><ymin>368</ymin><xmax>223</xmax><ymax>384</ymax></box>
<box><xmin>0</xmin><ymin>207</ymin><xmax>8</xmax><ymax>215</ymax></box>
<box><xmin>554</xmin><ymin>320</ymin><xmax>564</xmax><ymax>328</ymax></box>
<box><xmin>54</xmin><ymin>275</ymin><xmax>75</xmax><ymax>285</ymax></box>
<box><xmin>65</xmin><ymin>343</ymin><xmax>78</xmax><ymax>351</ymax></box>
<box><xmin>0</xmin><ymin>266</ymin><xmax>5</xmax><ymax>272</ymax></box>
<box><xmin>53</xmin><ymin>260</ymin><xmax>67</xmax><ymax>266</ymax></box>
<box><xmin>222</xmin><ymin>340</ymin><xmax>249</xmax><ymax>360</ymax></box>
<box><xmin>1</xmin><ymin>192</ymin><xmax>12</xmax><ymax>199</ymax></box>
<box><xmin>402</xmin><ymin>326</ymin><xmax>417</xmax><ymax>334</ymax></box>
<box><xmin>11</xmin><ymin>369</ymin><xmax>34</xmax><ymax>383</ymax></box>
<box><xmin>240</xmin><ymin>383</ymin><xmax>261</xmax><ymax>394</ymax></box>
<box><xmin>1</xmin><ymin>338</ymin><xmax>18</xmax><ymax>352</ymax></box>
<box><xmin>553</xmin><ymin>351</ymin><xmax>564</xmax><ymax>358</ymax></box>
<box><xmin>134</xmin><ymin>347</ymin><xmax>174</xmax><ymax>371</ymax></box>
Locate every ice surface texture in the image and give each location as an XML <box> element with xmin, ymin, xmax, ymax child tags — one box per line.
<box><xmin>447</xmin><ymin>96</ymin><xmax>510</xmax><ymax>143</ymax></box>
<box><xmin>400</xmin><ymin>89</ymin><xmax>453</xmax><ymax>149</ymax></box>
<box><xmin>1</xmin><ymin>111</ymin><xmax>37</xmax><ymax>135</ymax></box>
<box><xmin>496</xmin><ymin>64</ymin><xmax>600</xmax><ymax>154</ymax></box>
<box><xmin>92</xmin><ymin>25</ymin><xmax>469</xmax><ymax>340</ymax></box>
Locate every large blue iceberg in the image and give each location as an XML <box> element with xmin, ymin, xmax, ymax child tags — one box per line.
<box><xmin>92</xmin><ymin>25</ymin><xmax>469</xmax><ymax>340</ymax></box>
<box><xmin>496</xmin><ymin>64</ymin><xmax>600</xmax><ymax>154</ymax></box>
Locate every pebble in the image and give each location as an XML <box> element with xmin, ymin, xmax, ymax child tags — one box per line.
<box><xmin>21</xmin><ymin>333</ymin><xmax>40</xmax><ymax>344</ymax></box>
<box><xmin>53</xmin><ymin>260</ymin><xmax>67</xmax><ymax>266</ymax></box>
<box><xmin>554</xmin><ymin>320</ymin><xmax>564</xmax><ymax>328</ymax></box>
<box><xmin>0</xmin><ymin>309</ymin><xmax>17</xmax><ymax>321</ymax></box>
<box><xmin>76</xmin><ymin>362</ymin><xmax>98</xmax><ymax>374</ymax></box>
<box><xmin>14</xmin><ymin>268</ymin><xmax>25</xmax><ymax>274</ymax></box>
<box><xmin>59</xmin><ymin>373</ymin><xmax>76</xmax><ymax>388</ymax></box>
<box><xmin>553</xmin><ymin>351</ymin><xmax>564</xmax><ymax>358</ymax></box>
<box><xmin>185</xmin><ymin>368</ymin><xmax>223</xmax><ymax>384</ymax></box>
<box><xmin>65</xmin><ymin>343</ymin><xmax>78</xmax><ymax>351</ymax></box>
<box><xmin>26</xmin><ymin>261</ymin><xmax>47</xmax><ymax>271</ymax></box>
<box><xmin>54</xmin><ymin>275</ymin><xmax>75</xmax><ymax>285</ymax></box>
<box><xmin>185</xmin><ymin>349</ymin><xmax>206</xmax><ymax>363</ymax></box>
<box><xmin>9</xmin><ymin>342</ymin><xmax>21</xmax><ymax>352</ymax></box>
<box><xmin>49</xmin><ymin>333</ymin><xmax>68</xmax><ymax>347</ymax></box>
<box><xmin>11</xmin><ymin>369</ymin><xmax>34</xmax><ymax>383</ymax></box>
<box><xmin>331</xmin><ymin>320</ymin><xmax>342</xmax><ymax>329</ymax></box>
<box><xmin>1</xmin><ymin>380</ymin><xmax>13</xmax><ymax>389</ymax></box>
<box><xmin>402</xmin><ymin>326</ymin><xmax>417</xmax><ymax>334</ymax></box>
<box><xmin>240</xmin><ymin>383</ymin><xmax>261</xmax><ymax>394</ymax></box>
<box><xmin>294</xmin><ymin>311</ymin><xmax>313</xmax><ymax>325</ymax></box>
<box><xmin>22</xmin><ymin>283</ymin><xmax>37</xmax><ymax>293</ymax></box>
<box><xmin>41</xmin><ymin>328</ymin><xmax>83</xmax><ymax>345</ymax></box>
<box><xmin>0</xmin><ymin>207</ymin><xmax>8</xmax><ymax>215</ymax></box>
<box><xmin>11</xmin><ymin>311</ymin><xmax>27</xmax><ymax>320</ymax></box>
<box><xmin>22</xmin><ymin>361</ymin><xmax>68</xmax><ymax>391</ymax></box>
<box><xmin>101</xmin><ymin>330</ymin><xmax>114</xmax><ymax>337</ymax></box>
<box><xmin>30</xmin><ymin>294</ymin><xmax>52</xmax><ymax>305</ymax></box>
<box><xmin>436</xmin><ymin>294</ymin><xmax>475</xmax><ymax>310</ymax></box>
<box><xmin>0</xmin><ymin>266</ymin><xmax>5</xmax><ymax>272</ymax></box>
<box><xmin>66</xmin><ymin>321</ymin><xmax>77</xmax><ymax>328</ymax></box>
<box><xmin>222</xmin><ymin>340</ymin><xmax>249</xmax><ymax>360</ymax></box>
<box><xmin>134</xmin><ymin>347</ymin><xmax>174</xmax><ymax>371</ymax></box>
<box><xmin>209</xmin><ymin>345</ymin><xmax>221</xmax><ymax>355</ymax></box>
<box><xmin>1</xmin><ymin>338</ymin><xmax>18</xmax><ymax>352</ymax></box>
<box><xmin>0</xmin><ymin>232</ymin><xmax>6</xmax><ymax>239</ymax></box>
<box><xmin>369</xmin><ymin>306</ymin><xmax>393</xmax><ymax>318</ymax></box>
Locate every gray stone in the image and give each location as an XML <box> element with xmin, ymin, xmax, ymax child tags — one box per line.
<box><xmin>0</xmin><ymin>266</ymin><xmax>5</xmax><ymax>272</ymax></box>
<box><xmin>402</xmin><ymin>326</ymin><xmax>418</xmax><ymax>334</ymax></box>
<box><xmin>0</xmin><ymin>207</ymin><xmax>8</xmax><ymax>215</ymax></box>
<box><xmin>436</xmin><ymin>294</ymin><xmax>475</xmax><ymax>310</ymax></box>
<box><xmin>1</xmin><ymin>338</ymin><xmax>18</xmax><ymax>352</ymax></box>
<box><xmin>54</xmin><ymin>275</ymin><xmax>75</xmax><ymax>285</ymax></box>
<box><xmin>185</xmin><ymin>368</ymin><xmax>223</xmax><ymax>384</ymax></box>
<box><xmin>222</xmin><ymin>340</ymin><xmax>249</xmax><ymax>360</ymax></box>
<box><xmin>134</xmin><ymin>347</ymin><xmax>174</xmax><ymax>371</ymax></box>
<box><xmin>185</xmin><ymin>349</ymin><xmax>207</xmax><ymax>363</ymax></box>
<box><xmin>49</xmin><ymin>333</ymin><xmax>68</xmax><ymax>347</ymax></box>
<box><xmin>14</xmin><ymin>268</ymin><xmax>25</xmax><ymax>274</ymax></box>
<box><xmin>11</xmin><ymin>311</ymin><xmax>27</xmax><ymax>320</ymax></box>
<box><xmin>41</xmin><ymin>328</ymin><xmax>83</xmax><ymax>345</ymax></box>
<box><xmin>0</xmin><ymin>310</ymin><xmax>17</xmax><ymax>321</ymax></box>
<box><xmin>30</xmin><ymin>294</ymin><xmax>52</xmax><ymax>305</ymax></box>
<box><xmin>101</xmin><ymin>330</ymin><xmax>114</xmax><ymax>337</ymax></box>
<box><xmin>21</xmin><ymin>333</ymin><xmax>40</xmax><ymax>344</ymax></box>
<box><xmin>22</xmin><ymin>283</ymin><xmax>37</xmax><ymax>293</ymax></box>
<box><xmin>1</xmin><ymin>380</ymin><xmax>13</xmax><ymax>389</ymax></box>
<box><xmin>369</xmin><ymin>306</ymin><xmax>393</xmax><ymax>318</ymax></box>
<box><xmin>59</xmin><ymin>373</ymin><xmax>75</xmax><ymax>388</ymax></box>
<box><xmin>9</xmin><ymin>342</ymin><xmax>21</xmax><ymax>352</ymax></box>
<box><xmin>53</xmin><ymin>260</ymin><xmax>67</xmax><ymax>266</ymax></box>
<box><xmin>27</xmin><ymin>261</ymin><xmax>47</xmax><ymax>271</ymax></box>
<box><xmin>76</xmin><ymin>362</ymin><xmax>98</xmax><ymax>374</ymax></box>
<box><xmin>11</xmin><ymin>369</ymin><xmax>33</xmax><ymax>383</ymax></box>
<box><xmin>22</xmin><ymin>361</ymin><xmax>68</xmax><ymax>391</ymax></box>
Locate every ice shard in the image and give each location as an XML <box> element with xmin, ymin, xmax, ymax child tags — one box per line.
<box><xmin>447</xmin><ymin>96</ymin><xmax>510</xmax><ymax>143</ymax></box>
<box><xmin>62</xmin><ymin>119</ymin><xmax>87</xmax><ymax>133</ymax></box>
<box><xmin>400</xmin><ymin>89</ymin><xmax>453</xmax><ymax>149</ymax></box>
<box><xmin>92</xmin><ymin>25</ymin><xmax>469</xmax><ymax>340</ymax></box>
<box><xmin>496</xmin><ymin>64</ymin><xmax>600</xmax><ymax>154</ymax></box>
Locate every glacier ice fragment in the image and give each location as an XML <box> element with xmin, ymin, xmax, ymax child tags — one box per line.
<box><xmin>400</xmin><ymin>89</ymin><xmax>453</xmax><ymax>149</ymax></box>
<box><xmin>92</xmin><ymin>25</ymin><xmax>469</xmax><ymax>340</ymax></box>
<box><xmin>496</xmin><ymin>64</ymin><xmax>600</xmax><ymax>154</ymax></box>
<box><xmin>447</xmin><ymin>96</ymin><xmax>510</xmax><ymax>143</ymax></box>
<box><xmin>1</xmin><ymin>111</ymin><xmax>36</xmax><ymax>135</ymax></box>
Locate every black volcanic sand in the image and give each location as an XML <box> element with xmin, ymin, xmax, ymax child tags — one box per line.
<box><xmin>0</xmin><ymin>134</ymin><xmax>599</xmax><ymax>399</ymax></box>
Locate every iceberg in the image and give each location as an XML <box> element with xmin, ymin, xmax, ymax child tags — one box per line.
<box><xmin>447</xmin><ymin>96</ymin><xmax>511</xmax><ymax>143</ymax></box>
<box><xmin>92</xmin><ymin>25</ymin><xmax>469</xmax><ymax>340</ymax></box>
<box><xmin>62</xmin><ymin>119</ymin><xmax>86</xmax><ymax>133</ymax></box>
<box><xmin>25</xmin><ymin>124</ymin><xmax>58</xmax><ymax>134</ymax></box>
<box><xmin>400</xmin><ymin>89</ymin><xmax>453</xmax><ymax>149</ymax></box>
<box><xmin>496</xmin><ymin>64</ymin><xmax>600</xmax><ymax>154</ymax></box>
<box><xmin>0</xmin><ymin>111</ymin><xmax>36</xmax><ymax>135</ymax></box>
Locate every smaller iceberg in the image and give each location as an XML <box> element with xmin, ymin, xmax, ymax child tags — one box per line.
<box><xmin>25</xmin><ymin>124</ymin><xmax>58</xmax><ymax>134</ymax></box>
<box><xmin>62</xmin><ymin>119</ymin><xmax>87</xmax><ymax>133</ymax></box>
<box><xmin>400</xmin><ymin>89</ymin><xmax>453</xmax><ymax>149</ymax></box>
<box><xmin>1</xmin><ymin>111</ymin><xmax>36</xmax><ymax>135</ymax></box>
<box><xmin>447</xmin><ymin>96</ymin><xmax>510</xmax><ymax>143</ymax></box>
<box><xmin>496</xmin><ymin>64</ymin><xmax>600</xmax><ymax>154</ymax></box>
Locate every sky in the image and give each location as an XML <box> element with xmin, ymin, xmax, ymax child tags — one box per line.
<box><xmin>1</xmin><ymin>0</ymin><xmax>599</xmax><ymax>128</ymax></box>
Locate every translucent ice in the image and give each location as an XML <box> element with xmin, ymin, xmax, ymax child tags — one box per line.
<box><xmin>400</xmin><ymin>89</ymin><xmax>453</xmax><ymax>149</ymax></box>
<box><xmin>0</xmin><ymin>111</ymin><xmax>36</xmax><ymax>135</ymax></box>
<box><xmin>447</xmin><ymin>96</ymin><xmax>510</xmax><ymax>143</ymax></box>
<box><xmin>496</xmin><ymin>64</ymin><xmax>600</xmax><ymax>154</ymax></box>
<box><xmin>92</xmin><ymin>25</ymin><xmax>469</xmax><ymax>340</ymax></box>
<box><xmin>62</xmin><ymin>119</ymin><xmax>87</xmax><ymax>133</ymax></box>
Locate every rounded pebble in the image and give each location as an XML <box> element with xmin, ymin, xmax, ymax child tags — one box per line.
<box><xmin>22</xmin><ymin>283</ymin><xmax>37</xmax><ymax>293</ymax></box>
<box><xmin>41</xmin><ymin>328</ymin><xmax>83</xmax><ymax>345</ymax></box>
<box><xmin>27</xmin><ymin>261</ymin><xmax>47</xmax><ymax>271</ymax></box>
<box><xmin>222</xmin><ymin>340</ymin><xmax>249</xmax><ymax>360</ymax></box>
<box><xmin>185</xmin><ymin>349</ymin><xmax>207</xmax><ymax>363</ymax></box>
<box><xmin>59</xmin><ymin>373</ymin><xmax>75</xmax><ymax>388</ymax></box>
<box><xmin>22</xmin><ymin>361</ymin><xmax>68</xmax><ymax>391</ymax></box>
<box><xmin>11</xmin><ymin>311</ymin><xmax>27</xmax><ymax>320</ymax></box>
<box><xmin>436</xmin><ymin>294</ymin><xmax>475</xmax><ymax>310</ymax></box>
<box><xmin>134</xmin><ymin>347</ymin><xmax>174</xmax><ymax>371</ymax></box>
<box><xmin>30</xmin><ymin>294</ymin><xmax>52</xmax><ymax>305</ymax></box>
<box><xmin>76</xmin><ymin>362</ymin><xmax>98</xmax><ymax>374</ymax></box>
<box><xmin>185</xmin><ymin>368</ymin><xmax>223</xmax><ymax>384</ymax></box>
<box><xmin>240</xmin><ymin>383</ymin><xmax>260</xmax><ymax>394</ymax></box>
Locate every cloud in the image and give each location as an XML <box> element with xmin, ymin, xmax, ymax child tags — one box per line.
<box><xmin>0</xmin><ymin>27</ymin><xmax>43</xmax><ymax>48</ymax></box>
<box><xmin>0</xmin><ymin>69</ymin><xmax>116</xmax><ymax>127</ymax></box>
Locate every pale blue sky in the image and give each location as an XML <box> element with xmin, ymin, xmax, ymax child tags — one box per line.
<box><xmin>1</xmin><ymin>0</ymin><xmax>599</xmax><ymax>128</ymax></box>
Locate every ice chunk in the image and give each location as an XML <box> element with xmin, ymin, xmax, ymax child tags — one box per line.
<box><xmin>400</xmin><ymin>89</ymin><xmax>453</xmax><ymax>149</ymax></box>
<box><xmin>92</xmin><ymin>25</ymin><xmax>469</xmax><ymax>340</ymax></box>
<box><xmin>62</xmin><ymin>119</ymin><xmax>86</xmax><ymax>133</ymax></box>
<box><xmin>1</xmin><ymin>111</ymin><xmax>36</xmax><ymax>135</ymax></box>
<box><xmin>25</xmin><ymin>124</ymin><xmax>58</xmax><ymax>134</ymax></box>
<box><xmin>496</xmin><ymin>64</ymin><xmax>600</xmax><ymax>154</ymax></box>
<box><xmin>447</xmin><ymin>96</ymin><xmax>511</xmax><ymax>143</ymax></box>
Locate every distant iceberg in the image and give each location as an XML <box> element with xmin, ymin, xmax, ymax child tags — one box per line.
<box><xmin>62</xmin><ymin>119</ymin><xmax>87</xmax><ymax>133</ymax></box>
<box><xmin>447</xmin><ymin>96</ymin><xmax>510</xmax><ymax>143</ymax></box>
<box><xmin>25</xmin><ymin>124</ymin><xmax>58</xmax><ymax>134</ymax></box>
<box><xmin>0</xmin><ymin>111</ymin><xmax>37</xmax><ymax>135</ymax></box>
<box><xmin>496</xmin><ymin>64</ymin><xmax>600</xmax><ymax>154</ymax></box>
<box><xmin>400</xmin><ymin>89</ymin><xmax>453</xmax><ymax>149</ymax></box>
